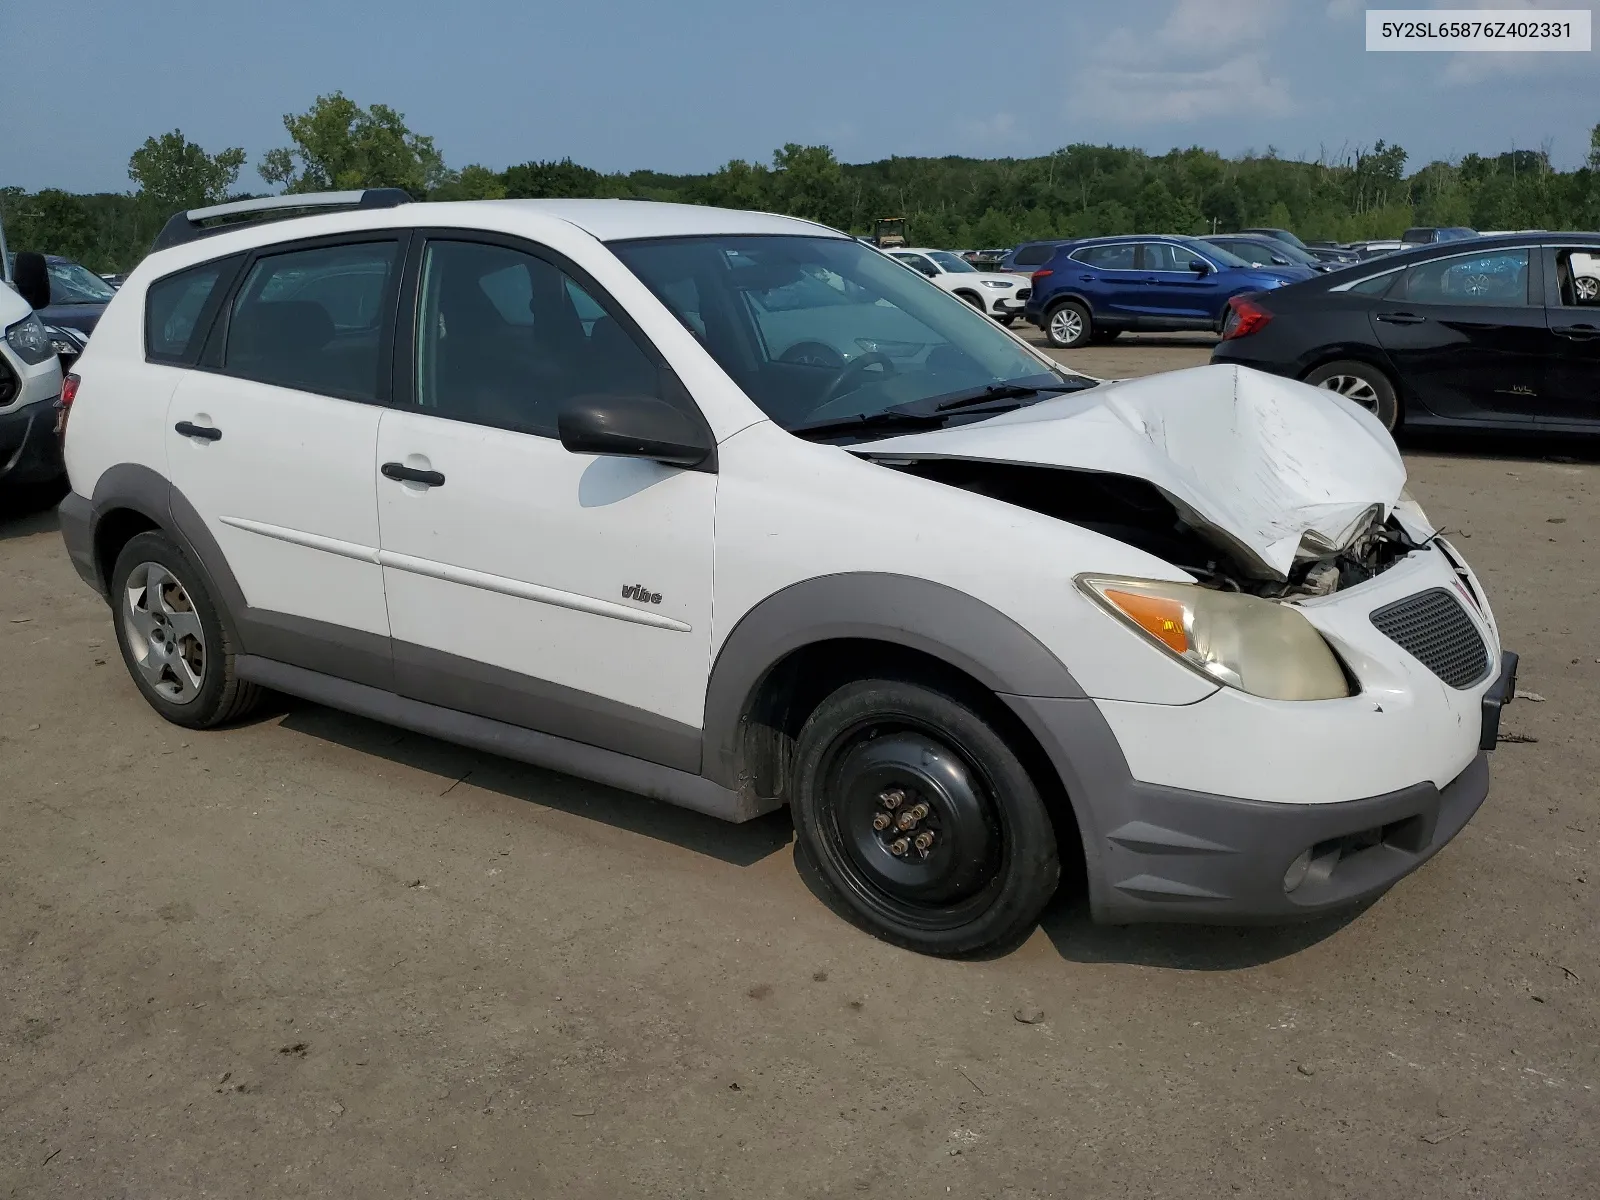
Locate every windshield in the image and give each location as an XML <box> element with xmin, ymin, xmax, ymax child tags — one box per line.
<box><xmin>47</xmin><ymin>259</ymin><xmax>115</xmax><ymax>304</ymax></box>
<box><xmin>927</xmin><ymin>251</ymin><xmax>977</xmax><ymax>273</ymax></box>
<box><xmin>1227</xmin><ymin>238</ymin><xmax>1317</xmax><ymax>267</ymax></box>
<box><xmin>1187</xmin><ymin>239</ymin><xmax>1252</xmax><ymax>269</ymax></box>
<box><xmin>611</xmin><ymin>235</ymin><xmax>1090</xmax><ymax>438</ymax></box>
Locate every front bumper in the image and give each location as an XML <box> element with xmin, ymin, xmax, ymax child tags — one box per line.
<box><xmin>1011</xmin><ymin>653</ymin><xmax>1509</xmax><ymax>926</ymax></box>
<box><xmin>0</xmin><ymin>394</ymin><xmax>65</xmax><ymax>486</ymax></box>
<box><xmin>1003</xmin><ymin>536</ymin><xmax>1515</xmax><ymax>927</ymax></box>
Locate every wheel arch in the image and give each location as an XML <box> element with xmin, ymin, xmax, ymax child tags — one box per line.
<box><xmin>85</xmin><ymin>463</ymin><xmax>249</xmax><ymax>625</ymax></box>
<box><xmin>1042</xmin><ymin>290</ymin><xmax>1094</xmax><ymax>316</ymax></box>
<box><xmin>701</xmin><ymin>574</ymin><xmax>1098</xmax><ymax>866</ymax></box>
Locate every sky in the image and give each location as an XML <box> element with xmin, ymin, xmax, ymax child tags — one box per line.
<box><xmin>3</xmin><ymin>0</ymin><xmax>1597</xmax><ymax>194</ymax></box>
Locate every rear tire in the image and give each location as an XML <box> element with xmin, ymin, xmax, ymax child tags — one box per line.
<box><xmin>1044</xmin><ymin>300</ymin><xmax>1091</xmax><ymax>349</ymax></box>
<box><xmin>1303</xmin><ymin>359</ymin><xmax>1401</xmax><ymax>432</ymax></box>
<box><xmin>791</xmin><ymin>677</ymin><xmax>1060</xmax><ymax>957</ymax></box>
<box><xmin>111</xmin><ymin>531</ymin><xmax>262</xmax><ymax>729</ymax></box>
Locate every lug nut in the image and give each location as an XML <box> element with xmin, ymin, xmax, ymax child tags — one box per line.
<box><xmin>880</xmin><ymin>788</ymin><xmax>905</xmax><ymax>810</ymax></box>
<box><xmin>896</xmin><ymin>811</ymin><xmax>918</xmax><ymax>831</ymax></box>
<box><xmin>914</xmin><ymin>831</ymin><xmax>935</xmax><ymax>852</ymax></box>
<box><xmin>871</xmin><ymin>812</ymin><xmax>891</xmax><ymax>831</ymax></box>
<box><xmin>889</xmin><ymin>837</ymin><xmax>911</xmax><ymax>857</ymax></box>
<box><xmin>907</xmin><ymin>802</ymin><xmax>930</xmax><ymax>822</ymax></box>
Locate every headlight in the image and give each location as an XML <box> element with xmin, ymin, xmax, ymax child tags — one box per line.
<box><xmin>980</xmin><ymin>279</ymin><xmax>1014</xmax><ymax>289</ymax></box>
<box><xmin>5</xmin><ymin>313</ymin><xmax>57</xmax><ymax>365</ymax></box>
<box><xmin>1078</xmin><ymin>575</ymin><xmax>1351</xmax><ymax>701</ymax></box>
<box><xmin>45</xmin><ymin>325</ymin><xmax>86</xmax><ymax>357</ymax></box>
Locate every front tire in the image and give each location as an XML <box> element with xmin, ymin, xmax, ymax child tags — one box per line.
<box><xmin>111</xmin><ymin>531</ymin><xmax>262</xmax><ymax>729</ymax></box>
<box><xmin>1303</xmin><ymin>359</ymin><xmax>1401</xmax><ymax>432</ymax></box>
<box><xmin>1044</xmin><ymin>300</ymin><xmax>1091</xmax><ymax>349</ymax></box>
<box><xmin>996</xmin><ymin>314</ymin><xmax>1017</xmax><ymax>327</ymax></box>
<box><xmin>791</xmin><ymin>677</ymin><xmax>1060</xmax><ymax>957</ymax></box>
<box><xmin>955</xmin><ymin>290</ymin><xmax>986</xmax><ymax>313</ymax></box>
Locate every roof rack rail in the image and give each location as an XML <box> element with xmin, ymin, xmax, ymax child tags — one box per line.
<box><xmin>149</xmin><ymin>188</ymin><xmax>411</xmax><ymax>253</ymax></box>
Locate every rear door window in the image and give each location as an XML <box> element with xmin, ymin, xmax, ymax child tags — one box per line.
<box><xmin>145</xmin><ymin>258</ymin><xmax>238</xmax><ymax>364</ymax></box>
<box><xmin>1012</xmin><ymin>244</ymin><xmax>1056</xmax><ymax>267</ymax></box>
<box><xmin>1400</xmin><ymin>248</ymin><xmax>1530</xmax><ymax>306</ymax></box>
<box><xmin>223</xmin><ymin>240</ymin><xmax>401</xmax><ymax>400</ymax></box>
<box><xmin>1072</xmin><ymin>243</ymin><xmax>1138</xmax><ymax>270</ymax></box>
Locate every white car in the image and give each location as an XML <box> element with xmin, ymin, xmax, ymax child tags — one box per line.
<box><xmin>883</xmin><ymin>247</ymin><xmax>1033</xmax><ymax>323</ymax></box>
<box><xmin>56</xmin><ymin>191</ymin><xmax>1514</xmax><ymax>956</ymax></box>
<box><xmin>1569</xmin><ymin>251</ymin><xmax>1599</xmax><ymax>302</ymax></box>
<box><xmin>0</xmin><ymin>232</ymin><xmax>67</xmax><ymax>493</ymax></box>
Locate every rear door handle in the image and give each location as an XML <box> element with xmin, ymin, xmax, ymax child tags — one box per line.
<box><xmin>1376</xmin><ymin>311</ymin><xmax>1426</xmax><ymax>325</ymax></box>
<box><xmin>381</xmin><ymin>461</ymin><xmax>445</xmax><ymax>487</ymax></box>
<box><xmin>174</xmin><ymin>420</ymin><xmax>222</xmax><ymax>441</ymax></box>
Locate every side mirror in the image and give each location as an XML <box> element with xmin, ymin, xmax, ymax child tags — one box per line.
<box><xmin>13</xmin><ymin>252</ymin><xmax>50</xmax><ymax>311</ymax></box>
<box><xmin>558</xmin><ymin>393</ymin><xmax>715</xmax><ymax>471</ymax></box>
<box><xmin>1188</xmin><ymin>259</ymin><xmax>1212</xmax><ymax>276</ymax></box>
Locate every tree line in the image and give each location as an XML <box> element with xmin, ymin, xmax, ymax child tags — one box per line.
<box><xmin>4</xmin><ymin>92</ymin><xmax>1599</xmax><ymax>273</ymax></box>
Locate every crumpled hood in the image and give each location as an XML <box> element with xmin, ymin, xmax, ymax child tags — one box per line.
<box><xmin>855</xmin><ymin>363</ymin><xmax>1407</xmax><ymax>580</ymax></box>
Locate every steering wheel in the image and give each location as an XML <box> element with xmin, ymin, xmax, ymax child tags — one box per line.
<box><xmin>815</xmin><ymin>351</ymin><xmax>896</xmax><ymax>412</ymax></box>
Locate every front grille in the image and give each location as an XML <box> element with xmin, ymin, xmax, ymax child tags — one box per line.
<box><xmin>1370</xmin><ymin>588</ymin><xmax>1490</xmax><ymax>689</ymax></box>
<box><xmin>1017</xmin><ymin>288</ymin><xmax>1032</xmax><ymax>301</ymax></box>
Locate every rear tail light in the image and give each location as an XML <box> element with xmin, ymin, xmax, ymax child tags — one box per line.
<box><xmin>1031</xmin><ymin>269</ymin><xmax>1053</xmax><ymax>284</ymax></box>
<box><xmin>55</xmin><ymin>373</ymin><xmax>80</xmax><ymax>444</ymax></box>
<box><xmin>1221</xmin><ymin>296</ymin><xmax>1272</xmax><ymax>340</ymax></box>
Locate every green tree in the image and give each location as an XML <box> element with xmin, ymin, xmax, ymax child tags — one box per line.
<box><xmin>503</xmin><ymin>157</ymin><xmax>608</xmax><ymax>199</ymax></box>
<box><xmin>429</xmin><ymin>164</ymin><xmax>507</xmax><ymax>201</ymax></box>
<box><xmin>259</xmin><ymin>93</ymin><xmax>447</xmax><ymax>196</ymax></box>
<box><xmin>770</xmin><ymin>143</ymin><xmax>844</xmax><ymax>225</ymax></box>
<box><xmin>128</xmin><ymin>131</ymin><xmax>247</xmax><ymax>214</ymax></box>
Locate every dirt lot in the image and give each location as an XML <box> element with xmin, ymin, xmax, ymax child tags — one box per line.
<box><xmin>4</xmin><ymin>337</ymin><xmax>1597</xmax><ymax>1198</ymax></box>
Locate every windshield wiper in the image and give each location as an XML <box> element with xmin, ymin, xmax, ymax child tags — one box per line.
<box><xmin>786</xmin><ymin>408</ymin><xmax>947</xmax><ymax>441</ymax></box>
<box><xmin>932</xmin><ymin>379</ymin><xmax>1090</xmax><ymax>413</ymax></box>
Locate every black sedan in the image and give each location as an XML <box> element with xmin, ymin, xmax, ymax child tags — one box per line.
<box><xmin>1211</xmin><ymin>233</ymin><xmax>1600</xmax><ymax>434</ymax></box>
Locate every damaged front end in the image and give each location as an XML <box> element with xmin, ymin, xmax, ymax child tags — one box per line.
<box><xmin>855</xmin><ymin>363</ymin><xmax>1420</xmax><ymax>599</ymax></box>
<box><xmin>875</xmin><ymin>457</ymin><xmax>1425</xmax><ymax>600</ymax></box>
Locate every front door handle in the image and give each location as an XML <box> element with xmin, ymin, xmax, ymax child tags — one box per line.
<box><xmin>1554</xmin><ymin>324</ymin><xmax>1600</xmax><ymax>340</ymax></box>
<box><xmin>174</xmin><ymin>420</ymin><xmax>222</xmax><ymax>441</ymax></box>
<box><xmin>381</xmin><ymin>461</ymin><xmax>445</xmax><ymax>487</ymax></box>
<box><xmin>1376</xmin><ymin>311</ymin><xmax>1426</xmax><ymax>325</ymax></box>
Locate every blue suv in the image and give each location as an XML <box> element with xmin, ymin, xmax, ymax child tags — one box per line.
<box><xmin>1022</xmin><ymin>235</ymin><xmax>1316</xmax><ymax>348</ymax></box>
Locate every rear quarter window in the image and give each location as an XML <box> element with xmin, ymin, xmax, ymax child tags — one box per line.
<box><xmin>145</xmin><ymin>258</ymin><xmax>237</xmax><ymax>364</ymax></box>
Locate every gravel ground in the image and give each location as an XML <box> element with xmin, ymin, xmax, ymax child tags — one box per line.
<box><xmin>3</xmin><ymin>337</ymin><xmax>1596</xmax><ymax>1198</ymax></box>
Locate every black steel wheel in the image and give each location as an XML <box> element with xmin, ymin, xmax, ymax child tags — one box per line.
<box><xmin>792</xmin><ymin>677</ymin><xmax>1060</xmax><ymax>956</ymax></box>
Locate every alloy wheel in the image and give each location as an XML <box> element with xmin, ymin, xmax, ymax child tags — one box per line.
<box><xmin>123</xmin><ymin>561</ymin><xmax>207</xmax><ymax>704</ymax></box>
<box><xmin>1315</xmin><ymin>373</ymin><xmax>1381</xmax><ymax>414</ymax></box>
<box><xmin>1049</xmin><ymin>307</ymin><xmax>1083</xmax><ymax>344</ymax></box>
<box><xmin>1576</xmin><ymin>276</ymin><xmax>1599</xmax><ymax>302</ymax></box>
